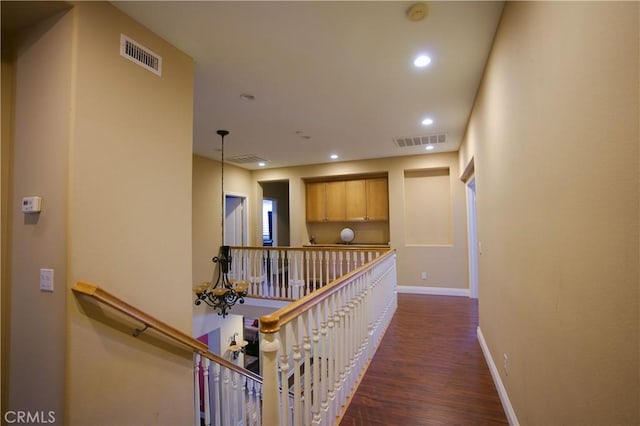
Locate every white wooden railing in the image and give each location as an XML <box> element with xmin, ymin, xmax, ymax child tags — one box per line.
<box><xmin>258</xmin><ymin>249</ymin><xmax>397</xmax><ymax>425</ymax></box>
<box><xmin>228</xmin><ymin>246</ymin><xmax>388</xmax><ymax>300</ymax></box>
<box><xmin>71</xmin><ymin>282</ymin><xmax>263</xmax><ymax>426</ymax></box>
<box><xmin>194</xmin><ymin>354</ymin><xmax>262</xmax><ymax>426</ymax></box>
<box><xmin>72</xmin><ymin>246</ymin><xmax>397</xmax><ymax>426</ymax></box>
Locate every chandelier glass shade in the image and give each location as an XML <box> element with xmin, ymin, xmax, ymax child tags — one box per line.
<box><xmin>193</xmin><ymin>130</ymin><xmax>248</xmax><ymax>317</ymax></box>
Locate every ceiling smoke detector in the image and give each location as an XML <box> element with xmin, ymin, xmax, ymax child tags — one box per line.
<box><xmin>406</xmin><ymin>3</ymin><xmax>428</xmax><ymax>22</ymax></box>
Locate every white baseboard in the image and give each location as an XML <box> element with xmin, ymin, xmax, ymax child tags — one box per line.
<box><xmin>477</xmin><ymin>326</ymin><xmax>519</xmax><ymax>426</ymax></box>
<box><xmin>396</xmin><ymin>285</ymin><xmax>470</xmax><ymax>297</ymax></box>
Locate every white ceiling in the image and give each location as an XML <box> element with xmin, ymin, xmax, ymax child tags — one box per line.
<box><xmin>113</xmin><ymin>1</ymin><xmax>504</xmax><ymax>170</ymax></box>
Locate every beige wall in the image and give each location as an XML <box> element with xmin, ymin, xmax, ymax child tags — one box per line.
<box><xmin>251</xmin><ymin>152</ymin><xmax>469</xmax><ymax>289</ymax></box>
<box><xmin>403</xmin><ymin>169</ymin><xmax>452</xmax><ymax>245</ymax></box>
<box><xmin>4</xmin><ymin>2</ymin><xmax>195</xmax><ymax>424</ymax></box>
<box><xmin>459</xmin><ymin>2</ymin><xmax>639</xmax><ymax>424</ymax></box>
<box><xmin>65</xmin><ymin>4</ymin><xmax>195</xmax><ymax>424</ymax></box>
<box><xmin>5</xmin><ymin>11</ymin><xmax>74</xmax><ymax>421</ymax></box>
<box><xmin>1</xmin><ymin>37</ymin><xmax>15</xmax><ymax>422</ymax></box>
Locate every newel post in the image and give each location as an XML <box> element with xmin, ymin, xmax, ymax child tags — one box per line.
<box><xmin>260</xmin><ymin>316</ymin><xmax>281</xmax><ymax>426</ymax></box>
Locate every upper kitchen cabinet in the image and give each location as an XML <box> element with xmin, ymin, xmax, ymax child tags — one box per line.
<box><xmin>305</xmin><ymin>180</ymin><xmax>346</xmax><ymax>222</ymax></box>
<box><xmin>345</xmin><ymin>177</ymin><xmax>389</xmax><ymax>221</ymax></box>
<box><xmin>306</xmin><ymin>176</ymin><xmax>388</xmax><ymax>222</ymax></box>
<box><xmin>305</xmin><ymin>182</ymin><xmax>326</xmax><ymax>222</ymax></box>
<box><xmin>364</xmin><ymin>177</ymin><xmax>389</xmax><ymax>221</ymax></box>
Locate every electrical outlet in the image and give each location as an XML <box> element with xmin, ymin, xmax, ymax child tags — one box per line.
<box><xmin>503</xmin><ymin>353</ymin><xmax>508</xmax><ymax>375</ymax></box>
<box><xmin>421</xmin><ymin>272</ymin><xmax>427</xmax><ymax>280</ymax></box>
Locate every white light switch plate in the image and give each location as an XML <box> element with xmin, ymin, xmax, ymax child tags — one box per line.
<box><xmin>40</xmin><ymin>268</ymin><xmax>54</xmax><ymax>292</ymax></box>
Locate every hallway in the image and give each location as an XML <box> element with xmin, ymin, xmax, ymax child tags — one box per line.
<box><xmin>340</xmin><ymin>293</ymin><xmax>508</xmax><ymax>425</ymax></box>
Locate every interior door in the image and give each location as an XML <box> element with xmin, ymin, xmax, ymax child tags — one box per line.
<box><xmin>225</xmin><ymin>195</ymin><xmax>246</xmax><ymax>246</ymax></box>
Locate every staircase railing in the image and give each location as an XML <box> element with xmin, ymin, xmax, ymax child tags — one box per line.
<box><xmin>72</xmin><ymin>246</ymin><xmax>397</xmax><ymax>426</ymax></box>
<box><xmin>258</xmin><ymin>249</ymin><xmax>397</xmax><ymax>425</ymax></box>
<box><xmin>72</xmin><ymin>282</ymin><xmax>262</xmax><ymax>426</ymax></box>
<box><xmin>228</xmin><ymin>246</ymin><xmax>388</xmax><ymax>300</ymax></box>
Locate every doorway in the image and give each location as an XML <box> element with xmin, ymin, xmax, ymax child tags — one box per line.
<box><xmin>260</xmin><ymin>181</ymin><xmax>290</xmax><ymax>247</ymax></box>
<box><xmin>262</xmin><ymin>198</ymin><xmax>277</xmax><ymax>246</ymax></box>
<box><xmin>225</xmin><ymin>194</ymin><xmax>247</xmax><ymax>246</ymax></box>
<box><xmin>466</xmin><ymin>176</ymin><xmax>479</xmax><ymax>299</ymax></box>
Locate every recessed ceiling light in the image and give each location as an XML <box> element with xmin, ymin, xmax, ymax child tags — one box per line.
<box><xmin>330</xmin><ymin>154</ymin><xmax>339</xmax><ymax>160</ymax></box>
<box><xmin>413</xmin><ymin>55</ymin><xmax>431</xmax><ymax>68</ymax></box>
<box><xmin>422</xmin><ymin>118</ymin><xmax>434</xmax><ymax>126</ymax></box>
<box><xmin>425</xmin><ymin>145</ymin><xmax>435</xmax><ymax>151</ymax></box>
<box><xmin>258</xmin><ymin>161</ymin><xmax>266</xmax><ymax>167</ymax></box>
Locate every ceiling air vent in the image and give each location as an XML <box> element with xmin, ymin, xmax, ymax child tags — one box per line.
<box><xmin>120</xmin><ymin>34</ymin><xmax>162</xmax><ymax>76</ymax></box>
<box><xmin>227</xmin><ymin>155</ymin><xmax>267</xmax><ymax>164</ymax></box>
<box><xmin>393</xmin><ymin>133</ymin><xmax>447</xmax><ymax>148</ymax></box>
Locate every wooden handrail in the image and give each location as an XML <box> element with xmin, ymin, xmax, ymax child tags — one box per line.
<box><xmin>230</xmin><ymin>245</ymin><xmax>389</xmax><ymax>252</ymax></box>
<box><xmin>72</xmin><ymin>281</ymin><xmax>262</xmax><ymax>384</ymax></box>
<box><xmin>259</xmin><ymin>249</ymin><xmax>395</xmax><ymax>333</ymax></box>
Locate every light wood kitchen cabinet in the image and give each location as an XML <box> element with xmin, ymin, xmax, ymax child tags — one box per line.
<box><xmin>305</xmin><ymin>181</ymin><xmax>345</xmax><ymax>222</ymax></box>
<box><xmin>306</xmin><ymin>176</ymin><xmax>388</xmax><ymax>222</ymax></box>
<box><xmin>345</xmin><ymin>180</ymin><xmax>367</xmax><ymax>220</ymax></box>
<box><xmin>305</xmin><ymin>182</ymin><xmax>326</xmax><ymax>222</ymax></box>
<box><xmin>324</xmin><ymin>181</ymin><xmax>346</xmax><ymax>221</ymax></box>
<box><xmin>364</xmin><ymin>177</ymin><xmax>389</xmax><ymax>221</ymax></box>
<box><xmin>345</xmin><ymin>178</ymin><xmax>388</xmax><ymax>221</ymax></box>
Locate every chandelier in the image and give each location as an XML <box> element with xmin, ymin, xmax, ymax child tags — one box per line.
<box><xmin>194</xmin><ymin>130</ymin><xmax>249</xmax><ymax>317</ymax></box>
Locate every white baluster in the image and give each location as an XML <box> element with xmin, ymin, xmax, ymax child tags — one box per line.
<box><xmin>279</xmin><ymin>327</ymin><xmax>290</xmax><ymax>425</ymax></box>
<box><xmin>326</xmin><ymin>295</ymin><xmax>336</xmax><ymax>423</ymax></box>
<box><xmin>277</xmin><ymin>249</ymin><xmax>283</xmax><ymax>299</ymax></box>
<box><xmin>194</xmin><ymin>353</ymin><xmax>201</xmax><ymax>426</ymax></box>
<box><xmin>330</xmin><ymin>251</ymin><xmax>336</xmax><ymax>282</ymax></box>
<box><xmin>337</xmin><ymin>291</ymin><xmax>347</xmax><ymax>407</ymax></box>
<box><xmin>238</xmin><ymin>375</ymin><xmax>243</xmax><ymax>425</ymax></box>
<box><xmin>311</xmin><ymin>251</ymin><xmax>318</xmax><ymax>291</ymax></box>
<box><xmin>312</xmin><ymin>305</ymin><xmax>322</xmax><ymax>426</ymax></box>
<box><xmin>319</xmin><ymin>251</ymin><xmax>324</xmax><ymax>287</ymax></box>
<box><xmin>250</xmin><ymin>250</ymin><xmax>256</xmax><ymax>296</ymax></box>
<box><xmin>212</xmin><ymin>363</ymin><xmax>221</xmax><ymax>426</ymax></box>
<box><xmin>269</xmin><ymin>250</ymin><xmax>276</xmax><ymax>298</ymax></box>
<box><xmin>304</xmin><ymin>250</ymin><xmax>311</xmax><ymax>295</ymax></box>
<box><xmin>292</xmin><ymin>320</ymin><xmax>302</xmax><ymax>426</ymax></box>
<box><xmin>303</xmin><ymin>312</ymin><xmax>313</xmax><ymax>426</ymax></box>
<box><xmin>261</xmin><ymin>332</ymin><xmax>280</xmax><ymax>426</ymax></box>
<box><xmin>282</xmin><ymin>250</ymin><xmax>288</xmax><ymax>298</ymax></box>
<box><xmin>254</xmin><ymin>382</ymin><xmax>263</xmax><ymax>426</ymax></box>
<box><xmin>231</xmin><ymin>371</ymin><xmax>240</xmax><ymax>426</ymax></box>
<box><xmin>203</xmin><ymin>357</ymin><xmax>211</xmax><ymax>426</ymax></box>
<box><xmin>262</xmin><ymin>249</ymin><xmax>270</xmax><ymax>297</ymax></box>
<box><xmin>222</xmin><ymin>370</ymin><xmax>231</xmax><ymax>426</ymax></box>
<box><xmin>247</xmin><ymin>380</ymin><xmax>256</xmax><ymax>426</ymax></box>
<box><xmin>291</xmin><ymin>250</ymin><xmax>299</xmax><ymax>299</ymax></box>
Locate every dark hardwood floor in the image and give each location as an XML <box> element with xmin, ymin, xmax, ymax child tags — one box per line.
<box><xmin>340</xmin><ymin>293</ymin><xmax>508</xmax><ymax>426</ymax></box>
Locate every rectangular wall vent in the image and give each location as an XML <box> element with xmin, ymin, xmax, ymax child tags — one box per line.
<box><xmin>120</xmin><ymin>34</ymin><xmax>162</xmax><ymax>76</ymax></box>
<box><xmin>227</xmin><ymin>155</ymin><xmax>267</xmax><ymax>164</ymax></box>
<box><xmin>393</xmin><ymin>133</ymin><xmax>447</xmax><ymax>148</ymax></box>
